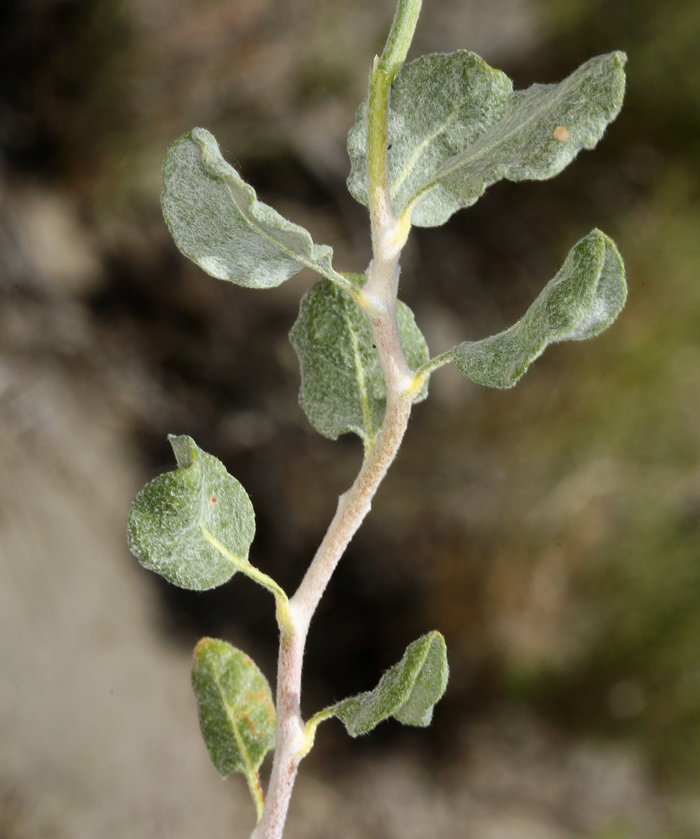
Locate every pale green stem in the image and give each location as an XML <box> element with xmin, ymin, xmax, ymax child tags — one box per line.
<box><xmin>379</xmin><ymin>0</ymin><xmax>423</xmax><ymax>83</ymax></box>
<box><xmin>247</xmin><ymin>771</ymin><xmax>266</xmax><ymax>823</ymax></box>
<box><xmin>367</xmin><ymin>58</ymin><xmax>393</xmax><ymax>252</ymax></box>
<box><xmin>199</xmin><ymin>524</ymin><xmax>288</xmax><ymax>607</ymax></box>
<box><xmin>412</xmin><ymin>349</ymin><xmax>455</xmax><ymax>384</ymax></box>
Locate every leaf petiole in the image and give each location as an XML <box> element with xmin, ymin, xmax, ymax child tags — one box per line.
<box><xmin>199</xmin><ymin>523</ymin><xmax>289</xmax><ymax>608</ymax></box>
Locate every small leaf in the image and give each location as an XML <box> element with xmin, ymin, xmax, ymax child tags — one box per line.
<box><xmin>289</xmin><ymin>279</ymin><xmax>429</xmax><ymax>446</ymax></box>
<box><xmin>162</xmin><ymin>128</ymin><xmax>340</xmax><ymax>288</ymax></box>
<box><xmin>451</xmin><ymin>229</ymin><xmax>626</xmax><ymax>388</ymax></box>
<box><xmin>191</xmin><ymin>638</ymin><xmax>275</xmax><ymax>818</ymax></box>
<box><xmin>328</xmin><ymin>632</ymin><xmax>448</xmax><ymax>736</ymax></box>
<box><xmin>348</xmin><ymin>50</ymin><xmax>626</xmax><ymax>227</ymax></box>
<box><xmin>127</xmin><ymin>435</ymin><xmax>255</xmax><ymax>590</ymax></box>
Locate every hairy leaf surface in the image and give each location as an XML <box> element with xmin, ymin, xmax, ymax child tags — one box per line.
<box><xmin>127</xmin><ymin>435</ymin><xmax>255</xmax><ymax>590</ymax></box>
<box><xmin>162</xmin><ymin>128</ymin><xmax>339</xmax><ymax>287</ymax></box>
<box><xmin>289</xmin><ymin>279</ymin><xmax>429</xmax><ymax>446</ymax></box>
<box><xmin>348</xmin><ymin>51</ymin><xmax>626</xmax><ymax>227</ymax></box>
<box><xmin>451</xmin><ymin>229</ymin><xmax>626</xmax><ymax>387</ymax></box>
<box><xmin>191</xmin><ymin>638</ymin><xmax>275</xmax><ymax>810</ymax></box>
<box><xmin>329</xmin><ymin>632</ymin><xmax>448</xmax><ymax>736</ymax></box>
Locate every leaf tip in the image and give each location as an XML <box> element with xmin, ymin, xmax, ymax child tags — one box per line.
<box><xmin>168</xmin><ymin>433</ymin><xmax>195</xmax><ymax>469</ymax></box>
<box><xmin>193</xmin><ymin>637</ymin><xmax>215</xmax><ymax>662</ymax></box>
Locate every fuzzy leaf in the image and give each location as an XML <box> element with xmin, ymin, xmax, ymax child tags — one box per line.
<box><xmin>191</xmin><ymin>638</ymin><xmax>275</xmax><ymax>816</ymax></box>
<box><xmin>289</xmin><ymin>279</ymin><xmax>429</xmax><ymax>446</ymax></box>
<box><xmin>329</xmin><ymin>632</ymin><xmax>448</xmax><ymax>736</ymax></box>
<box><xmin>348</xmin><ymin>50</ymin><xmax>626</xmax><ymax>227</ymax></box>
<box><xmin>451</xmin><ymin>229</ymin><xmax>626</xmax><ymax>388</ymax></box>
<box><xmin>162</xmin><ymin>128</ymin><xmax>339</xmax><ymax>288</ymax></box>
<box><xmin>127</xmin><ymin>435</ymin><xmax>255</xmax><ymax>590</ymax></box>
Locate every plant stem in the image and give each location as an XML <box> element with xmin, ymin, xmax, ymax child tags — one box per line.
<box><xmin>249</xmin><ymin>9</ymin><xmax>421</xmax><ymax>833</ymax></box>
<box><xmin>250</xmin><ymin>160</ymin><xmax>414</xmax><ymax>839</ymax></box>
<box><xmin>379</xmin><ymin>0</ymin><xmax>423</xmax><ymax>83</ymax></box>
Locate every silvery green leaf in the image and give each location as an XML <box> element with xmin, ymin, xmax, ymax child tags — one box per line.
<box><xmin>162</xmin><ymin>128</ymin><xmax>340</xmax><ymax>288</ymax></box>
<box><xmin>289</xmin><ymin>279</ymin><xmax>429</xmax><ymax>447</ymax></box>
<box><xmin>191</xmin><ymin>638</ymin><xmax>275</xmax><ymax>818</ymax></box>
<box><xmin>127</xmin><ymin>435</ymin><xmax>255</xmax><ymax>590</ymax></box>
<box><xmin>348</xmin><ymin>51</ymin><xmax>626</xmax><ymax>227</ymax></box>
<box><xmin>329</xmin><ymin>632</ymin><xmax>448</xmax><ymax>736</ymax></box>
<box><xmin>451</xmin><ymin>229</ymin><xmax>626</xmax><ymax>388</ymax></box>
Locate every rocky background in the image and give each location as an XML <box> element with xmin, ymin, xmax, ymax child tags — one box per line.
<box><xmin>1</xmin><ymin>0</ymin><xmax>700</xmax><ymax>836</ymax></box>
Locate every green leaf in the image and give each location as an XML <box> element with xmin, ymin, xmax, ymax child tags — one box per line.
<box><xmin>127</xmin><ymin>435</ymin><xmax>255</xmax><ymax>591</ymax></box>
<box><xmin>451</xmin><ymin>229</ymin><xmax>627</xmax><ymax>388</ymax></box>
<box><xmin>162</xmin><ymin>128</ymin><xmax>343</xmax><ymax>288</ymax></box>
<box><xmin>289</xmin><ymin>279</ymin><xmax>429</xmax><ymax>447</ymax></box>
<box><xmin>325</xmin><ymin>632</ymin><xmax>448</xmax><ymax>736</ymax></box>
<box><xmin>191</xmin><ymin>638</ymin><xmax>275</xmax><ymax>819</ymax></box>
<box><xmin>348</xmin><ymin>50</ymin><xmax>626</xmax><ymax>227</ymax></box>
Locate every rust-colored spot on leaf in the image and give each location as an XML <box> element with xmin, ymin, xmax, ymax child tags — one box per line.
<box><xmin>240</xmin><ymin>711</ymin><xmax>258</xmax><ymax>737</ymax></box>
<box><xmin>209</xmin><ymin>496</ymin><xmax>217</xmax><ymax>507</ymax></box>
<box><xmin>553</xmin><ymin>125</ymin><xmax>570</xmax><ymax>142</ymax></box>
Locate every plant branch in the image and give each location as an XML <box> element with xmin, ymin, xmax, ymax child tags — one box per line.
<box><xmin>249</xmin><ymin>10</ymin><xmax>423</xmax><ymax>832</ymax></box>
<box><xmin>250</xmin><ymin>184</ymin><xmax>415</xmax><ymax>839</ymax></box>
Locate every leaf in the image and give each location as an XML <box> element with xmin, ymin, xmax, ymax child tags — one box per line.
<box><xmin>328</xmin><ymin>632</ymin><xmax>448</xmax><ymax>736</ymax></box>
<box><xmin>289</xmin><ymin>279</ymin><xmax>429</xmax><ymax>446</ymax></box>
<box><xmin>127</xmin><ymin>435</ymin><xmax>255</xmax><ymax>591</ymax></box>
<box><xmin>348</xmin><ymin>50</ymin><xmax>626</xmax><ymax>227</ymax></box>
<box><xmin>162</xmin><ymin>128</ymin><xmax>341</xmax><ymax>288</ymax></box>
<box><xmin>191</xmin><ymin>638</ymin><xmax>275</xmax><ymax>818</ymax></box>
<box><xmin>451</xmin><ymin>229</ymin><xmax>627</xmax><ymax>388</ymax></box>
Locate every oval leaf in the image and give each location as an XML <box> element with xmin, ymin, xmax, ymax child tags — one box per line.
<box><xmin>348</xmin><ymin>50</ymin><xmax>626</xmax><ymax>227</ymax></box>
<box><xmin>289</xmin><ymin>279</ymin><xmax>429</xmax><ymax>447</ymax></box>
<box><xmin>451</xmin><ymin>229</ymin><xmax>627</xmax><ymax>388</ymax></box>
<box><xmin>330</xmin><ymin>632</ymin><xmax>448</xmax><ymax>737</ymax></box>
<box><xmin>192</xmin><ymin>639</ymin><xmax>275</xmax><ymax>817</ymax></box>
<box><xmin>162</xmin><ymin>128</ymin><xmax>339</xmax><ymax>288</ymax></box>
<box><xmin>127</xmin><ymin>435</ymin><xmax>255</xmax><ymax>590</ymax></box>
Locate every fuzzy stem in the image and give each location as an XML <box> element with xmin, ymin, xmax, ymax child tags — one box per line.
<box><xmin>249</xmin><ymin>5</ymin><xmax>421</xmax><ymax>834</ymax></box>
<box><xmin>249</xmin><ymin>255</ymin><xmax>414</xmax><ymax>839</ymax></box>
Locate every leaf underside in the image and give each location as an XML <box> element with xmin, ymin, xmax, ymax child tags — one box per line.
<box><xmin>191</xmin><ymin>638</ymin><xmax>275</xmax><ymax>780</ymax></box>
<box><xmin>162</xmin><ymin>128</ymin><xmax>338</xmax><ymax>288</ymax></box>
<box><xmin>330</xmin><ymin>632</ymin><xmax>449</xmax><ymax>737</ymax></box>
<box><xmin>127</xmin><ymin>435</ymin><xmax>255</xmax><ymax>590</ymax></box>
<box><xmin>451</xmin><ymin>229</ymin><xmax>627</xmax><ymax>388</ymax></box>
<box><xmin>289</xmin><ymin>279</ymin><xmax>429</xmax><ymax>446</ymax></box>
<box><xmin>348</xmin><ymin>50</ymin><xmax>627</xmax><ymax>227</ymax></box>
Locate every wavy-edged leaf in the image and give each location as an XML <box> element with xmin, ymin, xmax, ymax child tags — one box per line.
<box><xmin>451</xmin><ymin>229</ymin><xmax>626</xmax><ymax>388</ymax></box>
<box><xmin>325</xmin><ymin>632</ymin><xmax>448</xmax><ymax>736</ymax></box>
<box><xmin>162</xmin><ymin>128</ymin><xmax>340</xmax><ymax>288</ymax></box>
<box><xmin>127</xmin><ymin>435</ymin><xmax>255</xmax><ymax>590</ymax></box>
<box><xmin>191</xmin><ymin>639</ymin><xmax>275</xmax><ymax>818</ymax></box>
<box><xmin>289</xmin><ymin>279</ymin><xmax>429</xmax><ymax>447</ymax></box>
<box><xmin>348</xmin><ymin>50</ymin><xmax>626</xmax><ymax>227</ymax></box>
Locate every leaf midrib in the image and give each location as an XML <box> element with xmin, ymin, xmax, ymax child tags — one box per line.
<box><xmin>401</xmin><ymin>63</ymin><xmax>600</xmax><ymax>213</ymax></box>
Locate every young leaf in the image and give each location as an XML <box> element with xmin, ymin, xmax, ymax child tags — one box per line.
<box><xmin>289</xmin><ymin>279</ymin><xmax>429</xmax><ymax>447</ymax></box>
<box><xmin>162</xmin><ymin>128</ymin><xmax>345</xmax><ymax>289</ymax></box>
<box><xmin>348</xmin><ymin>50</ymin><xmax>626</xmax><ymax>227</ymax></box>
<box><xmin>325</xmin><ymin>632</ymin><xmax>448</xmax><ymax>736</ymax></box>
<box><xmin>191</xmin><ymin>638</ymin><xmax>275</xmax><ymax>819</ymax></box>
<box><xmin>127</xmin><ymin>435</ymin><xmax>255</xmax><ymax>590</ymax></box>
<box><xmin>451</xmin><ymin>229</ymin><xmax>626</xmax><ymax>388</ymax></box>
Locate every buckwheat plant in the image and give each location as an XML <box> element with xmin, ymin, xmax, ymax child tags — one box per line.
<box><xmin>127</xmin><ymin>1</ymin><xmax>627</xmax><ymax>836</ymax></box>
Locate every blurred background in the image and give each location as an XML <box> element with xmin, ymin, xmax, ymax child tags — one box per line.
<box><xmin>1</xmin><ymin>0</ymin><xmax>699</xmax><ymax>836</ymax></box>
